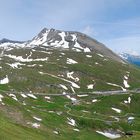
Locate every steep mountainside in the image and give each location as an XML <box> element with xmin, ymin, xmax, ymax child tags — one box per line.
<box><xmin>0</xmin><ymin>28</ymin><xmax>140</xmax><ymax>139</ymax></box>
<box><xmin>1</xmin><ymin>28</ymin><xmax>140</xmax><ymax>93</ymax></box>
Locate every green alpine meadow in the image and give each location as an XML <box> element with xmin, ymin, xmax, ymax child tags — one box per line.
<box><xmin>0</xmin><ymin>27</ymin><xmax>140</xmax><ymax>140</ymax></box>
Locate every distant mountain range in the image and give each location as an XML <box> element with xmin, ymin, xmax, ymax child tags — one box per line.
<box><xmin>119</xmin><ymin>53</ymin><xmax>140</xmax><ymax>67</ymax></box>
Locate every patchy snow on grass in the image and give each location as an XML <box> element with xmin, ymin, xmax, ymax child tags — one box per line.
<box><xmin>111</xmin><ymin>107</ymin><xmax>121</xmax><ymax>113</ymax></box>
<box><xmin>67</xmin><ymin>58</ymin><xmax>78</xmax><ymax>64</ymax></box>
<box><xmin>0</xmin><ymin>75</ymin><xmax>9</xmax><ymax>84</ymax></box>
<box><xmin>41</xmin><ymin>72</ymin><xmax>80</xmax><ymax>89</ymax></box>
<box><xmin>9</xmin><ymin>94</ymin><xmax>18</xmax><ymax>101</ymax></box>
<box><xmin>86</xmin><ymin>55</ymin><xmax>92</xmax><ymax>58</ymax></box>
<box><xmin>67</xmin><ymin>71</ymin><xmax>79</xmax><ymax>82</ymax></box>
<box><xmin>95</xmin><ymin>62</ymin><xmax>99</xmax><ymax>65</ymax></box>
<box><xmin>59</xmin><ymin>84</ymin><xmax>68</xmax><ymax>90</ymax></box>
<box><xmin>107</xmin><ymin>82</ymin><xmax>126</xmax><ymax>91</ymax></box>
<box><xmin>73</xmin><ymin>128</ymin><xmax>80</xmax><ymax>132</ymax></box>
<box><xmin>66</xmin><ymin>95</ymin><xmax>77</xmax><ymax>101</ymax></box>
<box><xmin>0</xmin><ymin>94</ymin><xmax>5</xmax><ymax>105</ymax></box>
<box><xmin>45</xmin><ymin>96</ymin><xmax>51</xmax><ymax>100</ymax></box>
<box><xmin>124</xmin><ymin>75</ymin><xmax>128</xmax><ymax>80</ymax></box>
<box><xmin>123</xmin><ymin>79</ymin><xmax>130</xmax><ymax>88</ymax></box>
<box><xmin>7</xmin><ymin>62</ymin><xmax>25</xmax><ymax>69</ymax></box>
<box><xmin>71</xmin><ymin>82</ymin><xmax>80</xmax><ymax>88</ymax></box>
<box><xmin>124</xmin><ymin>97</ymin><xmax>131</xmax><ymax>104</ymax></box>
<box><xmin>4</xmin><ymin>54</ymin><xmax>48</xmax><ymax>62</ymax></box>
<box><xmin>96</xmin><ymin>131</ymin><xmax>121</xmax><ymax>139</ymax></box>
<box><xmin>128</xmin><ymin>116</ymin><xmax>134</xmax><ymax>120</ymax></box>
<box><xmin>92</xmin><ymin>99</ymin><xmax>97</xmax><ymax>103</ymax></box>
<box><xmin>32</xmin><ymin>123</ymin><xmax>40</xmax><ymax>128</ymax></box>
<box><xmin>67</xmin><ymin>118</ymin><xmax>76</xmax><ymax>126</ymax></box>
<box><xmin>27</xmin><ymin>94</ymin><xmax>37</xmax><ymax>99</ymax></box>
<box><xmin>97</xmin><ymin>53</ymin><xmax>104</xmax><ymax>57</ymax></box>
<box><xmin>77</xmin><ymin>94</ymin><xmax>88</xmax><ymax>97</ymax></box>
<box><xmin>21</xmin><ymin>94</ymin><xmax>27</xmax><ymax>98</ymax></box>
<box><xmin>53</xmin><ymin>131</ymin><xmax>59</xmax><ymax>135</ymax></box>
<box><xmin>33</xmin><ymin>116</ymin><xmax>42</xmax><ymax>121</ymax></box>
<box><xmin>87</xmin><ymin>84</ymin><xmax>94</xmax><ymax>89</ymax></box>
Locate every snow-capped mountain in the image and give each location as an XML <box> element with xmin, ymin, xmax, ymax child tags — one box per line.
<box><xmin>120</xmin><ymin>53</ymin><xmax>140</xmax><ymax>66</ymax></box>
<box><xmin>0</xmin><ymin>28</ymin><xmax>123</xmax><ymax>63</ymax></box>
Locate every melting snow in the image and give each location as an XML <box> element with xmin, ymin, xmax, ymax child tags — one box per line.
<box><xmin>86</xmin><ymin>55</ymin><xmax>92</xmax><ymax>58</ymax></box>
<box><xmin>0</xmin><ymin>94</ymin><xmax>4</xmax><ymax>105</ymax></box>
<box><xmin>107</xmin><ymin>82</ymin><xmax>127</xmax><ymax>91</ymax></box>
<box><xmin>33</xmin><ymin>116</ymin><xmax>42</xmax><ymax>121</ymax></box>
<box><xmin>58</xmin><ymin>32</ymin><xmax>69</xmax><ymax>48</ymax></box>
<box><xmin>27</xmin><ymin>94</ymin><xmax>37</xmax><ymax>99</ymax></box>
<box><xmin>111</xmin><ymin>107</ymin><xmax>121</xmax><ymax>113</ymax></box>
<box><xmin>59</xmin><ymin>84</ymin><xmax>68</xmax><ymax>90</ymax></box>
<box><xmin>67</xmin><ymin>71</ymin><xmax>79</xmax><ymax>82</ymax></box>
<box><xmin>45</xmin><ymin>96</ymin><xmax>51</xmax><ymax>100</ymax></box>
<box><xmin>84</xmin><ymin>47</ymin><xmax>91</xmax><ymax>52</ymax></box>
<box><xmin>53</xmin><ymin>131</ymin><xmax>59</xmax><ymax>135</ymax></box>
<box><xmin>67</xmin><ymin>58</ymin><xmax>78</xmax><ymax>64</ymax></box>
<box><xmin>123</xmin><ymin>80</ymin><xmax>130</xmax><ymax>88</ymax></box>
<box><xmin>128</xmin><ymin>117</ymin><xmax>134</xmax><ymax>120</ymax></box>
<box><xmin>66</xmin><ymin>95</ymin><xmax>77</xmax><ymax>101</ymax></box>
<box><xmin>21</xmin><ymin>94</ymin><xmax>27</xmax><ymax>98</ymax></box>
<box><xmin>124</xmin><ymin>97</ymin><xmax>131</xmax><ymax>104</ymax></box>
<box><xmin>0</xmin><ymin>75</ymin><xmax>9</xmax><ymax>84</ymax></box>
<box><xmin>9</xmin><ymin>94</ymin><xmax>18</xmax><ymax>101</ymax></box>
<box><xmin>4</xmin><ymin>54</ymin><xmax>48</xmax><ymax>62</ymax></box>
<box><xmin>7</xmin><ymin>62</ymin><xmax>25</xmax><ymax>69</ymax></box>
<box><xmin>96</xmin><ymin>131</ymin><xmax>121</xmax><ymax>139</ymax></box>
<box><xmin>67</xmin><ymin>118</ymin><xmax>76</xmax><ymax>126</ymax></box>
<box><xmin>73</xmin><ymin>128</ymin><xmax>80</xmax><ymax>132</ymax></box>
<box><xmin>97</xmin><ymin>53</ymin><xmax>104</xmax><ymax>57</ymax></box>
<box><xmin>32</xmin><ymin>123</ymin><xmax>40</xmax><ymax>128</ymax></box>
<box><xmin>77</xmin><ymin>94</ymin><xmax>88</xmax><ymax>97</ymax></box>
<box><xmin>87</xmin><ymin>84</ymin><xmax>94</xmax><ymax>89</ymax></box>
<box><xmin>92</xmin><ymin>99</ymin><xmax>97</xmax><ymax>103</ymax></box>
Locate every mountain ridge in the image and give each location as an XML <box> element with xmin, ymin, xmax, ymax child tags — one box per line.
<box><xmin>0</xmin><ymin>27</ymin><xmax>124</xmax><ymax>63</ymax></box>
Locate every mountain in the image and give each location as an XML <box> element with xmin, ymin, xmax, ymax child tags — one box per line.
<box><xmin>0</xmin><ymin>28</ymin><xmax>140</xmax><ymax>139</ymax></box>
<box><xmin>120</xmin><ymin>53</ymin><xmax>140</xmax><ymax>67</ymax></box>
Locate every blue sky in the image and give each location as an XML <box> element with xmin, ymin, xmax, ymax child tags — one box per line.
<box><xmin>0</xmin><ymin>0</ymin><xmax>140</xmax><ymax>54</ymax></box>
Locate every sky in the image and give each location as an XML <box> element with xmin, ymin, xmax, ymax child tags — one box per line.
<box><xmin>0</xmin><ymin>0</ymin><xmax>140</xmax><ymax>54</ymax></box>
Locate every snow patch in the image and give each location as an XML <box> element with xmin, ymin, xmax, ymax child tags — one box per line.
<box><xmin>67</xmin><ymin>71</ymin><xmax>79</xmax><ymax>82</ymax></box>
<box><xmin>86</xmin><ymin>55</ymin><xmax>92</xmax><ymax>58</ymax></box>
<box><xmin>97</xmin><ymin>53</ymin><xmax>104</xmax><ymax>57</ymax></box>
<box><xmin>9</xmin><ymin>94</ymin><xmax>18</xmax><ymax>101</ymax></box>
<box><xmin>67</xmin><ymin>118</ymin><xmax>76</xmax><ymax>126</ymax></box>
<box><xmin>33</xmin><ymin>116</ymin><xmax>42</xmax><ymax>121</ymax></box>
<box><xmin>111</xmin><ymin>107</ymin><xmax>121</xmax><ymax>113</ymax></box>
<box><xmin>27</xmin><ymin>94</ymin><xmax>37</xmax><ymax>99</ymax></box>
<box><xmin>77</xmin><ymin>94</ymin><xmax>88</xmax><ymax>97</ymax></box>
<box><xmin>67</xmin><ymin>58</ymin><xmax>78</xmax><ymax>64</ymax></box>
<box><xmin>0</xmin><ymin>75</ymin><xmax>9</xmax><ymax>84</ymax></box>
<box><xmin>92</xmin><ymin>99</ymin><xmax>97</xmax><ymax>103</ymax></box>
<box><xmin>123</xmin><ymin>79</ymin><xmax>130</xmax><ymax>88</ymax></box>
<box><xmin>96</xmin><ymin>131</ymin><xmax>121</xmax><ymax>139</ymax></box>
<box><xmin>124</xmin><ymin>97</ymin><xmax>131</xmax><ymax>104</ymax></box>
<box><xmin>21</xmin><ymin>94</ymin><xmax>27</xmax><ymax>98</ymax></box>
<box><xmin>59</xmin><ymin>84</ymin><xmax>68</xmax><ymax>90</ymax></box>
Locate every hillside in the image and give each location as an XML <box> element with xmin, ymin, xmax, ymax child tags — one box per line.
<box><xmin>0</xmin><ymin>28</ymin><xmax>140</xmax><ymax>139</ymax></box>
